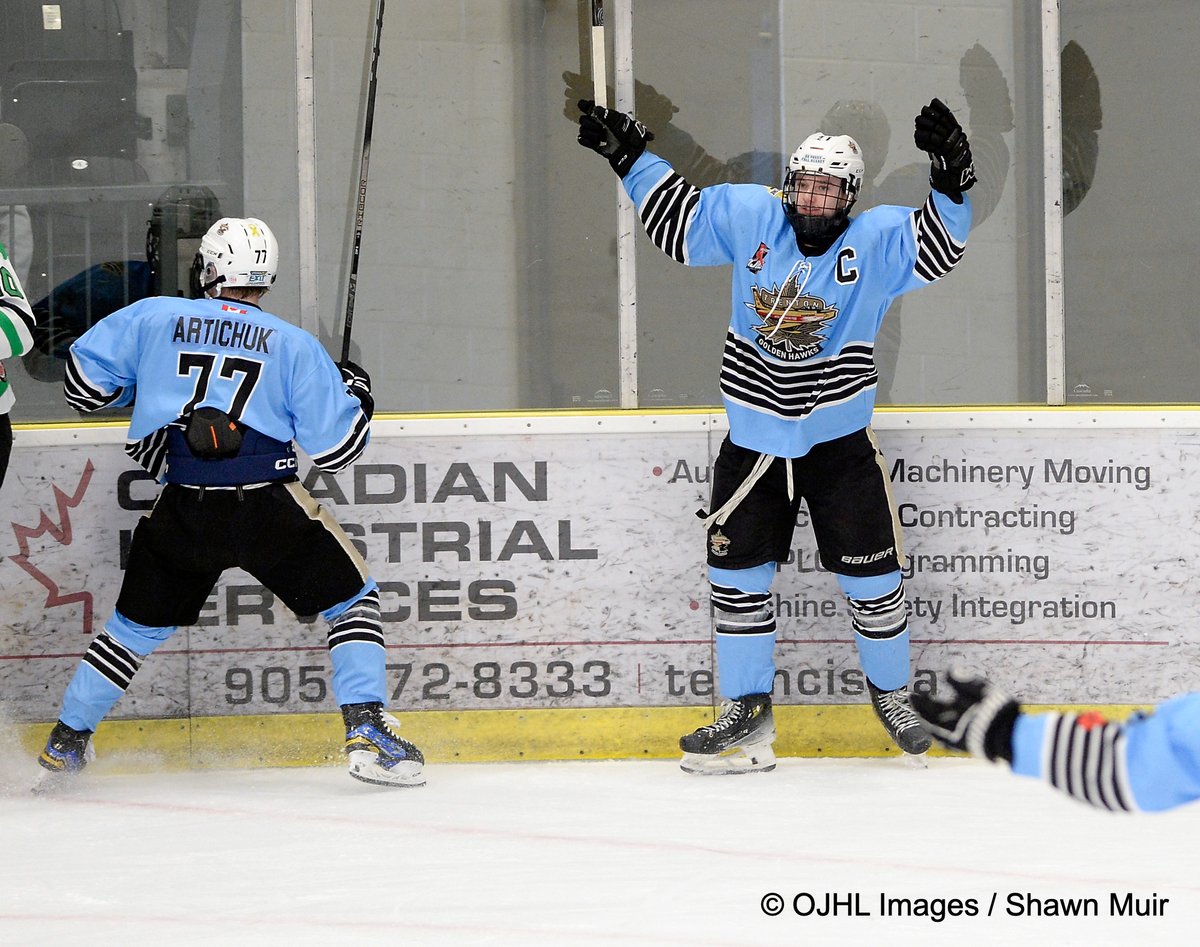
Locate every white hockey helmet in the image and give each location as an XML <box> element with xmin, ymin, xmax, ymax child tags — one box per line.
<box><xmin>190</xmin><ymin>217</ymin><xmax>279</xmax><ymax>298</ymax></box>
<box><xmin>783</xmin><ymin>133</ymin><xmax>865</xmax><ymax>240</ymax></box>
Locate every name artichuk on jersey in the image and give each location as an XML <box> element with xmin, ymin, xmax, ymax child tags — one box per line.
<box><xmin>171</xmin><ymin>316</ymin><xmax>274</xmax><ymax>353</ymax></box>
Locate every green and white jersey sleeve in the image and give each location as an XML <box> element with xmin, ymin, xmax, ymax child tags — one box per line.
<box><xmin>0</xmin><ymin>238</ymin><xmax>36</xmax><ymax>413</ymax></box>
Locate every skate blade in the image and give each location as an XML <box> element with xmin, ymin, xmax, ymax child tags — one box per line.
<box><xmin>680</xmin><ymin>742</ymin><xmax>776</xmax><ymax>776</ymax></box>
<box><xmin>348</xmin><ymin>750</ymin><xmax>426</xmax><ymax>788</ymax></box>
<box><xmin>899</xmin><ymin>751</ymin><xmax>929</xmax><ymax>769</ymax></box>
<box><xmin>31</xmin><ymin>743</ymin><xmax>95</xmax><ymax>795</ymax></box>
<box><xmin>30</xmin><ymin>767</ymin><xmax>84</xmax><ymax>796</ymax></box>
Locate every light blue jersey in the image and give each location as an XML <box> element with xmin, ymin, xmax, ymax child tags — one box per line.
<box><xmin>622</xmin><ymin>152</ymin><xmax>972</xmax><ymax>457</ymax></box>
<box><xmin>65</xmin><ymin>294</ymin><xmax>369</xmax><ymax>481</ymax></box>
<box><xmin>1012</xmin><ymin>694</ymin><xmax>1200</xmax><ymax>812</ymax></box>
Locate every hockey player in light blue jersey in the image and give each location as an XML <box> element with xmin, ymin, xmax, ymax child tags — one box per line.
<box><xmin>577</xmin><ymin>98</ymin><xmax>975</xmax><ymax>773</ymax></box>
<box><xmin>36</xmin><ymin>216</ymin><xmax>424</xmax><ymax>790</ymax></box>
<box><xmin>912</xmin><ymin>668</ymin><xmax>1200</xmax><ymax>812</ymax></box>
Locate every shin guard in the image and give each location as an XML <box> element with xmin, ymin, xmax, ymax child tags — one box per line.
<box><xmin>59</xmin><ymin>633</ymin><xmax>145</xmax><ymax>732</ymax></box>
<box><xmin>710</xmin><ymin>583</ymin><xmax>777</xmax><ymax>699</ymax></box>
<box><xmin>841</xmin><ymin>573</ymin><xmax>909</xmax><ymax>691</ymax></box>
<box><xmin>326</xmin><ymin>588</ymin><xmax>387</xmax><ymax>706</ymax></box>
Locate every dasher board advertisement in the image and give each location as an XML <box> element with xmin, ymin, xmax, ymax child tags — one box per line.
<box><xmin>2</xmin><ymin>414</ymin><xmax>1196</xmax><ymax>721</ymax></box>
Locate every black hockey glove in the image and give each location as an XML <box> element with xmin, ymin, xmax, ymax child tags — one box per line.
<box><xmin>909</xmin><ymin>668</ymin><xmax>1020</xmax><ymax>764</ymax></box>
<box><xmin>340</xmin><ymin>360</ymin><xmax>371</xmax><ymax>392</ymax></box>
<box><xmin>577</xmin><ymin>100</ymin><xmax>655</xmax><ymax>178</ymax></box>
<box><xmin>914</xmin><ymin>97</ymin><xmax>977</xmax><ymax>201</ymax></box>
<box><xmin>340</xmin><ymin>360</ymin><xmax>374</xmax><ymax>420</ymax></box>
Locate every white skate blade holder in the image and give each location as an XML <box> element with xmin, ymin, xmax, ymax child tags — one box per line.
<box><xmin>347</xmin><ymin>750</ymin><xmax>426</xmax><ymax>788</ymax></box>
<box><xmin>680</xmin><ymin>740</ymin><xmax>777</xmax><ymax>776</ymax></box>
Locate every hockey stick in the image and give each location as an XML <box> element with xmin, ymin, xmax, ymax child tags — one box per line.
<box><xmin>341</xmin><ymin>0</ymin><xmax>385</xmax><ymax>366</ymax></box>
<box><xmin>589</xmin><ymin>0</ymin><xmax>607</xmax><ymax>108</ymax></box>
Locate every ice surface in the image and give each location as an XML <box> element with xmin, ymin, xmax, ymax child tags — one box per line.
<box><xmin>1</xmin><ymin>753</ymin><xmax>1197</xmax><ymax>946</ymax></box>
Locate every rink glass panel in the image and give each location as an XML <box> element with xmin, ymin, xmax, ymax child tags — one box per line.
<box><xmin>3</xmin><ymin>1</ymin><xmax>1194</xmax><ymax>413</ymax></box>
<box><xmin>1058</xmin><ymin>2</ymin><xmax>1200</xmax><ymax>404</ymax></box>
<box><xmin>3</xmin><ymin>0</ymin><xmax>248</xmax><ymax>422</ymax></box>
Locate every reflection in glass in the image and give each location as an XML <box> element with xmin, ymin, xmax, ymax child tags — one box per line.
<box><xmin>629</xmin><ymin>0</ymin><xmax>1029</xmax><ymax>405</ymax></box>
<box><xmin>1</xmin><ymin>0</ymin><xmax>243</xmax><ymax>421</ymax></box>
<box><xmin>1059</xmin><ymin>3</ymin><xmax>1200</xmax><ymax>404</ymax></box>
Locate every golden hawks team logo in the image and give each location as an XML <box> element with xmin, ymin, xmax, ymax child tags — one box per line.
<box><xmin>709</xmin><ymin>530</ymin><xmax>731</xmax><ymax>557</ymax></box>
<box><xmin>746</xmin><ymin>273</ymin><xmax>838</xmax><ymax>360</ymax></box>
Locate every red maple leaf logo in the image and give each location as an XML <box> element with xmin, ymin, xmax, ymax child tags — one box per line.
<box><xmin>9</xmin><ymin>460</ymin><xmax>96</xmax><ymax>634</ymax></box>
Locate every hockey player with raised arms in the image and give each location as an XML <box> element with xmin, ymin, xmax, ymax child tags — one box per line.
<box><xmin>36</xmin><ymin>217</ymin><xmax>424</xmax><ymax>789</ymax></box>
<box><xmin>913</xmin><ymin>668</ymin><xmax>1200</xmax><ymax>812</ymax></box>
<box><xmin>576</xmin><ymin>98</ymin><xmax>975</xmax><ymax>773</ymax></box>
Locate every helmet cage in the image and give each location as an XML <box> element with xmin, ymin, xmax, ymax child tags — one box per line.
<box><xmin>783</xmin><ymin>133</ymin><xmax>864</xmax><ymax>240</ymax></box>
<box><xmin>784</xmin><ymin>169</ymin><xmax>854</xmax><ymax>212</ymax></box>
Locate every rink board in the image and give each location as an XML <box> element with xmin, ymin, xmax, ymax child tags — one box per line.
<box><xmin>9</xmin><ymin>703</ymin><xmax>1150</xmax><ymax>771</ymax></box>
<box><xmin>2</xmin><ymin>410</ymin><xmax>1197</xmax><ymax>759</ymax></box>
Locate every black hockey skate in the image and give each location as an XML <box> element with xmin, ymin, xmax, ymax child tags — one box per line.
<box><xmin>342</xmin><ymin>702</ymin><xmax>426</xmax><ymax>788</ymax></box>
<box><xmin>33</xmin><ymin>720</ymin><xmax>96</xmax><ymax>793</ymax></box>
<box><xmin>679</xmin><ymin>693</ymin><xmax>776</xmax><ymax>775</ymax></box>
<box><xmin>868</xmin><ymin>683</ymin><xmax>932</xmax><ymax>755</ymax></box>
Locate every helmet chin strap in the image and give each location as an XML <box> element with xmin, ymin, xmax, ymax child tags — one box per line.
<box><xmin>203</xmin><ymin>274</ymin><xmax>226</xmax><ymax>297</ymax></box>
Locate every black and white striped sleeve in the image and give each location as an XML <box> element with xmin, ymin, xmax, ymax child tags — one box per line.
<box><xmin>125</xmin><ymin>427</ymin><xmax>171</xmax><ymax>480</ymax></box>
<box><xmin>1038</xmin><ymin>712</ymin><xmax>1137</xmax><ymax>812</ymax></box>
<box><xmin>636</xmin><ymin>169</ymin><xmax>701</xmax><ymax>264</ymax></box>
<box><xmin>309</xmin><ymin>408</ymin><xmax>370</xmax><ymax>473</ymax></box>
<box><xmin>910</xmin><ymin>194</ymin><xmax>967</xmax><ymax>283</ymax></box>
<box><xmin>64</xmin><ymin>349</ymin><xmax>127</xmax><ymax>412</ymax></box>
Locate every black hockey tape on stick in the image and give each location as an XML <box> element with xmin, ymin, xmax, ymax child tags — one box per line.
<box><xmin>589</xmin><ymin>0</ymin><xmax>607</xmax><ymax>109</ymax></box>
<box><xmin>341</xmin><ymin>0</ymin><xmax>385</xmax><ymax>367</ymax></box>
